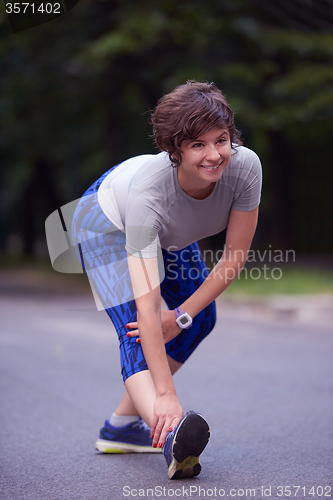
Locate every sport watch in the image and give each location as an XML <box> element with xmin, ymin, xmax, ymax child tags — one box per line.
<box><xmin>174</xmin><ymin>307</ymin><xmax>193</xmax><ymax>329</ymax></box>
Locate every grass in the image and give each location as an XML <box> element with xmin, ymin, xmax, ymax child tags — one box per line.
<box><xmin>223</xmin><ymin>265</ymin><xmax>333</xmax><ymax>296</ymax></box>
<box><xmin>1</xmin><ymin>256</ymin><xmax>333</xmax><ymax>297</ymax></box>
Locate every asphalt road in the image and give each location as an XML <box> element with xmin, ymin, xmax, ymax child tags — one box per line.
<box><xmin>0</xmin><ymin>288</ymin><xmax>332</xmax><ymax>500</ymax></box>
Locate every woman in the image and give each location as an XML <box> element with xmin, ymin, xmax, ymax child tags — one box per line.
<box><xmin>71</xmin><ymin>80</ymin><xmax>262</xmax><ymax>479</ymax></box>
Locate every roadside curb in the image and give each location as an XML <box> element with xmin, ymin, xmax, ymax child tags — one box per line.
<box><xmin>1</xmin><ymin>268</ymin><xmax>333</xmax><ymax>327</ymax></box>
<box><xmin>218</xmin><ymin>293</ymin><xmax>333</xmax><ymax>327</ymax></box>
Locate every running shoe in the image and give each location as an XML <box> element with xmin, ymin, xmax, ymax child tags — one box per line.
<box><xmin>163</xmin><ymin>411</ymin><xmax>210</xmax><ymax>479</ymax></box>
<box><xmin>95</xmin><ymin>417</ymin><xmax>162</xmax><ymax>453</ymax></box>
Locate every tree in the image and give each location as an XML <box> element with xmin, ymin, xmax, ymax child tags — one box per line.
<box><xmin>1</xmin><ymin>0</ymin><xmax>332</xmax><ymax>257</ymax></box>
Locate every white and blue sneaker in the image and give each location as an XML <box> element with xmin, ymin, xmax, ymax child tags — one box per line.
<box><xmin>163</xmin><ymin>411</ymin><xmax>210</xmax><ymax>479</ymax></box>
<box><xmin>95</xmin><ymin>417</ymin><xmax>162</xmax><ymax>453</ymax></box>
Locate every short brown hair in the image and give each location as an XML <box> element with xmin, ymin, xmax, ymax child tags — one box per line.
<box><xmin>151</xmin><ymin>80</ymin><xmax>242</xmax><ymax>167</ymax></box>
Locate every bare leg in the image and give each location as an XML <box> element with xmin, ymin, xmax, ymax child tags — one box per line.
<box><xmin>124</xmin><ymin>370</ymin><xmax>156</xmax><ymax>427</ymax></box>
<box><xmin>114</xmin><ymin>390</ymin><xmax>139</xmax><ymax>417</ymax></box>
<box><xmin>113</xmin><ymin>355</ymin><xmax>182</xmax><ymax>423</ymax></box>
<box><xmin>167</xmin><ymin>355</ymin><xmax>182</xmax><ymax>376</ymax></box>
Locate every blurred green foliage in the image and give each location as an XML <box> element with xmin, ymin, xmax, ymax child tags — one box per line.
<box><xmin>223</xmin><ymin>266</ymin><xmax>333</xmax><ymax>296</ymax></box>
<box><xmin>0</xmin><ymin>0</ymin><xmax>332</xmax><ymax>258</ymax></box>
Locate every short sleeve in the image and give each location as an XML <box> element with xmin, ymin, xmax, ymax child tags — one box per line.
<box><xmin>232</xmin><ymin>150</ymin><xmax>262</xmax><ymax>212</ymax></box>
<box><xmin>125</xmin><ymin>222</ymin><xmax>161</xmax><ymax>258</ymax></box>
<box><xmin>125</xmin><ymin>188</ymin><xmax>163</xmax><ymax>258</ymax></box>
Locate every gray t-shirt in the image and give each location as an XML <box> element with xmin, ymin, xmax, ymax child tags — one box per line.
<box><xmin>98</xmin><ymin>146</ymin><xmax>262</xmax><ymax>258</ymax></box>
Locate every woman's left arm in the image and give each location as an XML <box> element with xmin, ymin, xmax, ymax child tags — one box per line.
<box><xmin>127</xmin><ymin>207</ymin><xmax>258</xmax><ymax>342</ymax></box>
<box><xmin>181</xmin><ymin>207</ymin><xmax>259</xmax><ymax>318</ymax></box>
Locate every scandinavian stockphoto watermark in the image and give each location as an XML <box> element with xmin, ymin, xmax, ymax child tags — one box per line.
<box><xmin>165</xmin><ymin>245</ymin><xmax>296</xmax><ymax>282</ymax></box>
<box><xmin>45</xmin><ymin>197</ymin><xmax>295</xmax><ymax>311</ymax></box>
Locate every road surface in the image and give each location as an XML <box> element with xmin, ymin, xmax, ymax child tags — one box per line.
<box><xmin>0</xmin><ymin>283</ymin><xmax>332</xmax><ymax>499</ymax></box>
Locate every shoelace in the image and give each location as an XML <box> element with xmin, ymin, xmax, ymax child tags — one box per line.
<box><xmin>132</xmin><ymin>419</ymin><xmax>150</xmax><ymax>433</ymax></box>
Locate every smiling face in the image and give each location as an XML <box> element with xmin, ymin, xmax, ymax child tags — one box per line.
<box><xmin>176</xmin><ymin>127</ymin><xmax>232</xmax><ymax>199</ymax></box>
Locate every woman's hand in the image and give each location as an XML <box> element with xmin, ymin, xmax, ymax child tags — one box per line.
<box><xmin>126</xmin><ymin>309</ymin><xmax>182</xmax><ymax>344</ymax></box>
<box><xmin>151</xmin><ymin>393</ymin><xmax>183</xmax><ymax>448</ymax></box>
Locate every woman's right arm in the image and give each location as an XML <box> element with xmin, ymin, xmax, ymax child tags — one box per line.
<box><xmin>127</xmin><ymin>253</ymin><xmax>183</xmax><ymax>447</ymax></box>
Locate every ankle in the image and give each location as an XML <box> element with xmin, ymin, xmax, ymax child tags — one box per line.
<box><xmin>110</xmin><ymin>413</ymin><xmax>140</xmax><ymax>427</ymax></box>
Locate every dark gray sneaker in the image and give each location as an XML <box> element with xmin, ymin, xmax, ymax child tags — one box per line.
<box><xmin>163</xmin><ymin>411</ymin><xmax>210</xmax><ymax>479</ymax></box>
